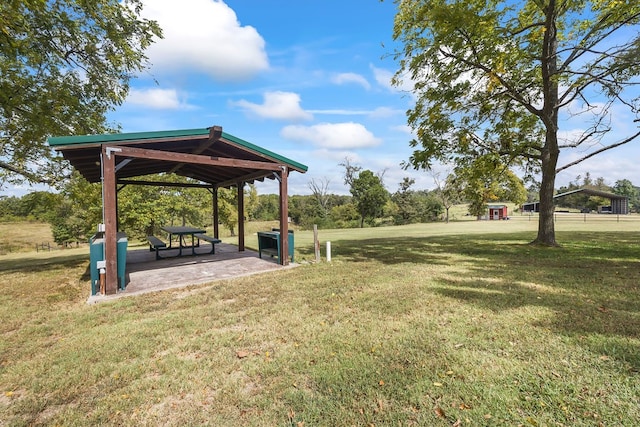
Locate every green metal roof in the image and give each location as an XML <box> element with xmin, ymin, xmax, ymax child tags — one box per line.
<box><xmin>220</xmin><ymin>131</ymin><xmax>308</xmax><ymax>173</ymax></box>
<box><xmin>48</xmin><ymin>127</ymin><xmax>210</xmax><ymax>146</ymax></box>
<box><xmin>48</xmin><ymin>127</ymin><xmax>308</xmax><ymax>173</ymax></box>
<box><xmin>48</xmin><ymin>126</ymin><xmax>308</xmax><ymax>185</ymax></box>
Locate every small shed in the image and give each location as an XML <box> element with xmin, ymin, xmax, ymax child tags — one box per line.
<box><xmin>488</xmin><ymin>205</ymin><xmax>508</xmax><ymax>220</ymax></box>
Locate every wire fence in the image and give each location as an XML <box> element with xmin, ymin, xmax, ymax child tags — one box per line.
<box><xmin>511</xmin><ymin>212</ymin><xmax>640</xmax><ymax>223</ymax></box>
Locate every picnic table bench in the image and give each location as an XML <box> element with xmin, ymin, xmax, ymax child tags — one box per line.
<box><xmin>194</xmin><ymin>233</ymin><xmax>222</xmax><ymax>254</ymax></box>
<box><xmin>147</xmin><ymin>228</ymin><xmax>221</xmax><ymax>259</ymax></box>
<box><xmin>147</xmin><ymin>235</ymin><xmax>167</xmax><ymax>260</ymax></box>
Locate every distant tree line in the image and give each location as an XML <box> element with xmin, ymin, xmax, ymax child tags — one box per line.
<box><xmin>3</xmin><ymin>166</ymin><xmax>636</xmax><ymax>246</ymax></box>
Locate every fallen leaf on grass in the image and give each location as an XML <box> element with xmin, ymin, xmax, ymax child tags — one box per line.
<box><xmin>599</xmin><ymin>355</ymin><xmax>610</xmax><ymax>361</ymax></box>
<box><xmin>236</xmin><ymin>350</ymin><xmax>250</xmax><ymax>359</ymax></box>
<box><xmin>435</xmin><ymin>406</ymin><xmax>446</xmax><ymax>418</ymax></box>
<box><xmin>452</xmin><ymin>420</ymin><xmax>462</xmax><ymax>427</ymax></box>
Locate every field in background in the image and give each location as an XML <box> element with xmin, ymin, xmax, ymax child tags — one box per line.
<box><xmin>1</xmin><ymin>219</ymin><xmax>639</xmax><ymax>425</ymax></box>
<box><xmin>0</xmin><ymin>222</ymin><xmax>55</xmax><ymax>255</ymax></box>
<box><xmin>4</xmin><ymin>209</ymin><xmax>640</xmax><ymax>258</ymax></box>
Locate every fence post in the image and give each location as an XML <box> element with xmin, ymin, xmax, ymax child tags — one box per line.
<box><xmin>313</xmin><ymin>224</ymin><xmax>320</xmax><ymax>263</ymax></box>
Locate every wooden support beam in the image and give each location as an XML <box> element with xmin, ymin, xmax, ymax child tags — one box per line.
<box><xmin>117</xmin><ymin>179</ymin><xmax>214</xmax><ymax>189</ymax></box>
<box><xmin>102</xmin><ymin>146</ymin><xmax>118</xmax><ymax>294</ymax></box>
<box><xmin>112</xmin><ymin>145</ymin><xmax>281</xmax><ymax>171</ymax></box>
<box><xmin>215</xmin><ymin>170</ymin><xmax>277</xmax><ymax>189</ymax></box>
<box><xmin>208</xmin><ymin>125</ymin><xmax>223</xmax><ymax>142</ymax></box>
<box><xmin>237</xmin><ymin>182</ymin><xmax>245</xmax><ymax>252</ymax></box>
<box><xmin>279</xmin><ymin>166</ymin><xmax>289</xmax><ymax>266</ymax></box>
<box><xmin>168</xmin><ymin>126</ymin><xmax>223</xmax><ymax>175</ymax></box>
<box><xmin>213</xmin><ymin>188</ymin><xmax>219</xmax><ymax>239</ymax></box>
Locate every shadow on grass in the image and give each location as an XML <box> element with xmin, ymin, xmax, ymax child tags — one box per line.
<box><xmin>0</xmin><ymin>252</ymin><xmax>88</xmax><ymax>275</ymax></box>
<box><xmin>325</xmin><ymin>230</ymin><xmax>640</xmax><ymax>370</ymax></box>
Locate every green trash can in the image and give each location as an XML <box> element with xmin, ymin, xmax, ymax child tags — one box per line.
<box><xmin>260</xmin><ymin>228</ymin><xmax>294</xmax><ymax>263</ymax></box>
<box><xmin>89</xmin><ymin>233</ymin><xmax>104</xmax><ymax>295</ymax></box>
<box><xmin>89</xmin><ymin>232</ymin><xmax>128</xmax><ymax>295</ymax></box>
<box><xmin>116</xmin><ymin>233</ymin><xmax>128</xmax><ymax>291</ymax></box>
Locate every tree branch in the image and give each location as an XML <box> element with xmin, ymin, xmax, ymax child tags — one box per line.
<box><xmin>0</xmin><ymin>159</ymin><xmax>54</xmax><ymax>184</ymax></box>
<box><xmin>558</xmin><ymin>11</ymin><xmax>640</xmax><ymax>72</ymax></box>
<box><xmin>556</xmin><ymin>130</ymin><xmax>640</xmax><ymax>173</ymax></box>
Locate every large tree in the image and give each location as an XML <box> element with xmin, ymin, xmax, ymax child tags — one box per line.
<box><xmin>391</xmin><ymin>0</ymin><xmax>640</xmax><ymax>245</ymax></box>
<box><xmin>451</xmin><ymin>158</ymin><xmax>527</xmax><ymax>218</ymax></box>
<box><xmin>613</xmin><ymin>178</ymin><xmax>640</xmax><ymax>211</ymax></box>
<box><xmin>431</xmin><ymin>171</ymin><xmax>459</xmax><ymax>223</ymax></box>
<box><xmin>0</xmin><ymin>0</ymin><xmax>161</xmax><ymax>186</ymax></box>
<box><xmin>350</xmin><ymin>170</ymin><xmax>390</xmax><ymax>228</ymax></box>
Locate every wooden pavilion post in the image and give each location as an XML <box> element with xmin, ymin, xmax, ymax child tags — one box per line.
<box><xmin>212</xmin><ymin>188</ymin><xmax>219</xmax><ymax>239</ymax></box>
<box><xmin>101</xmin><ymin>146</ymin><xmax>118</xmax><ymax>294</ymax></box>
<box><xmin>237</xmin><ymin>182</ymin><xmax>245</xmax><ymax>251</ymax></box>
<box><xmin>279</xmin><ymin>166</ymin><xmax>289</xmax><ymax>266</ymax></box>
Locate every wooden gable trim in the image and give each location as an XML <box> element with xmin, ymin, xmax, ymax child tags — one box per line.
<box><xmin>108</xmin><ymin>145</ymin><xmax>282</xmax><ymax>172</ymax></box>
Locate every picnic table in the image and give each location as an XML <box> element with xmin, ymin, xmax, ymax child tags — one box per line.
<box><xmin>147</xmin><ymin>226</ymin><xmax>222</xmax><ymax>259</ymax></box>
<box><xmin>162</xmin><ymin>226</ymin><xmax>206</xmax><ymax>256</ymax></box>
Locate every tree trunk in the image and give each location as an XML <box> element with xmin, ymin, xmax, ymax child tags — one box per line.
<box><xmin>532</xmin><ymin>137</ymin><xmax>559</xmax><ymax>246</ymax></box>
<box><xmin>532</xmin><ymin>0</ymin><xmax>560</xmax><ymax>247</ymax></box>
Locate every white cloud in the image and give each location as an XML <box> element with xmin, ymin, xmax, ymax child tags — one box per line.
<box><xmin>371</xmin><ymin>65</ymin><xmax>395</xmax><ymax>91</ymax></box>
<box><xmin>370</xmin><ymin>107</ymin><xmax>404</xmax><ymax>119</ymax></box>
<box><xmin>308</xmin><ymin>109</ymin><xmax>372</xmax><ymax>115</ymax></box>
<box><xmin>140</xmin><ymin>0</ymin><xmax>268</xmax><ymax>81</ymax></box>
<box><xmin>370</xmin><ymin>65</ymin><xmax>415</xmax><ymax>93</ymax></box>
<box><xmin>280</xmin><ymin>122</ymin><xmax>382</xmax><ymax>149</ymax></box>
<box><xmin>231</xmin><ymin>91</ymin><xmax>313</xmax><ymax>121</ymax></box>
<box><xmin>305</xmin><ymin>106</ymin><xmax>403</xmax><ymax>118</ymax></box>
<box><xmin>390</xmin><ymin>124</ymin><xmax>413</xmax><ymax>135</ymax></box>
<box><xmin>331</xmin><ymin>72</ymin><xmax>371</xmax><ymax>90</ymax></box>
<box><xmin>126</xmin><ymin>88</ymin><xmax>193</xmax><ymax>110</ymax></box>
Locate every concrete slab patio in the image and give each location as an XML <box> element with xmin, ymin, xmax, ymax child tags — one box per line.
<box><xmin>87</xmin><ymin>242</ymin><xmax>296</xmax><ymax>304</ymax></box>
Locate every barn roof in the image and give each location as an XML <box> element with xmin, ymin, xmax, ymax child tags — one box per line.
<box><xmin>554</xmin><ymin>188</ymin><xmax>627</xmax><ymax>200</ymax></box>
<box><xmin>48</xmin><ymin>126</ymin><xmax>308</xmax><ymax>188</ymax></box>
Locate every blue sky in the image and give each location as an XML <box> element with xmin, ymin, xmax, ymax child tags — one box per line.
<box><xmin>110</xmin><ymin>0</ymin><xmax>416</xmax><ymax>196</ymax></box>
<box><xmin>4</xmin><ymin>0</ymin><xmax>639</xmax><ymax>198</ymax></box>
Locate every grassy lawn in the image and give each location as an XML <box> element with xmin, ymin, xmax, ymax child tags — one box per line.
<box><xmin>1</xmin><ymin>219</ymin><xmax>639</xmax><ymax>426</ymax></box>
<box><xmin>0</xmin><ymin>222</ymin><xmax>55</xmax><ymax>255</ymax></box>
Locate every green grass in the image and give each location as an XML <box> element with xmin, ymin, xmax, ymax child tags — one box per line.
<box><xmin>0</xmin><ymin>222</ymin><xmax>55</xmax><ymax>255</ymax></box>
<box><xmin>1</xmin><ymin>219</ymin><xmax>639</xmax><ymax>426</ymax></box>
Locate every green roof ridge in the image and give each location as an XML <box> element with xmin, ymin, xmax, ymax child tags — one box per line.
<box><xmin>221</xmin><ymin>131</ymin><xmax>308</xmax><ymax>172</ymax></box>
<box><xmin>47</xmin><ymin>127</ymin><xmax>308</xmax><ymax>172</ymax></box>
<box><xmin>47</xmin><ymin>128</ymin><xmax>209</xmax><ymax>146</ymax></box>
